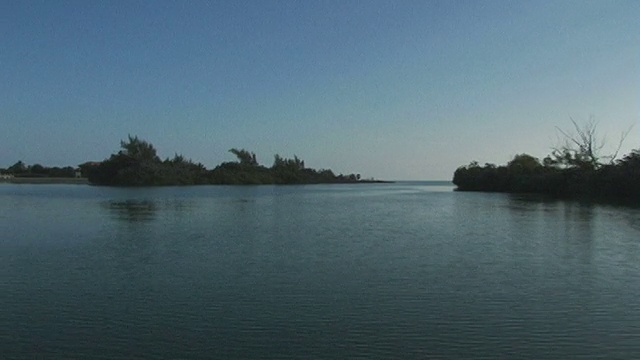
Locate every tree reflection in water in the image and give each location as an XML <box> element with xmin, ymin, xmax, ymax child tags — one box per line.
<box><xmin>106</xmin><ymin>200</ymin><xmax>157</xmax><ymax>223</ymax></box>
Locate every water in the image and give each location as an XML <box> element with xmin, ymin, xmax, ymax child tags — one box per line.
<box><xmin>1</xmin><ymin>182</ymin><xmax>639</xmax><ymax>359</ymax></box>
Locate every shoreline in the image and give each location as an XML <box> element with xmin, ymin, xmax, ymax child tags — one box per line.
<box><xmin>0</xmin><ymin>177</ymin><xmax>89</xmax><ymax>185</ymax></box>
<box><xmin>0</xmin><ymin>177</ymin><xmax>394</xmax><ymax>185</ymax></box>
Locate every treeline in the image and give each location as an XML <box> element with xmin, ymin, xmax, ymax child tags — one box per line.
<box><xmin>453</xmin><ymin>120</ymin><xmax>639</xmax><ymax>201</ymax></box>
<box><xmin>453</xmin><ymin>151</ymin><xmax>640</xmax><ymax>201</ymax></box>
<box><xmin>86</xmin><ymin>136</ymin><xmax>372</xmax><ymax>186</ymax></box>
<box><xmin>0</xmin><ymin>161</ymin><xmax>77</xmax><ymax>178</ymax></box>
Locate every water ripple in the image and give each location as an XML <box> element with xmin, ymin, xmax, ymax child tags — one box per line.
<box><xmin>1</xmin><ymin>185</ymin><xmax>640</xmax><ymax>358</ymax></box>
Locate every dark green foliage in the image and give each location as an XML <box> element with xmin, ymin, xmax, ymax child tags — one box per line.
<box><xmin>3</xmin><ymin>160</ymin><xmax>77</xmax><ymax>178</ymax></box>
<box><xmin>271</xmin><ymin>154</ymin><xmax>306</xmax><ymax>184</ymax></box>
<box><xmin>89</xmin><ymin>138</ymin><xmax>208</xmax><ymax>186</ymax></box>
<box><xmin>79</xmin><ymin>162</ymin><xmax>101</xmax><ymax>178</ymax></box>
<box><xmin>89</xmin><ymin>136</ymin><xmax>163</xmax><ymax>186</ymax></box>
<box><xmin>30</xmin><ymin>164</ymin><xmax>46</xmax><ymax>175</ymax></box>
<box><xmin>209</xmin><ymin>162</ymin><xmax>275</xmax><ymax>185</ymax></box>
<box><xmin>8</xmin><ymin>161</ymin><xmax>27</xmax><ymax>175</ymax></box>
<box><xmin>5</xmin><ymin>136</ymin><xmax>377</xmax><ymax>186</ymax></box>
<box><xmin>48</xmin><ymin>166</ymin><xmax>76</xmax><ymax>178</ymax></box>
<box><xmin>453</xmin><ymin>150</ymin><xmax>640</xmax><ymax>202</ymax></box>
<box><xmin>229</xmin><ymin>148</ymin><xmax>258</xmax><ymax>166</ymax></box>
<box><xmin>120</xmin><ymin>135</ymin><xmax>160</xmax><ymax>162</ymax></box>
<box><xmin>86</xmin><ymin>136</ymin><xmax>368</xmax><ymax>186</ymax></box>
<box><xmin>160</xmin><ymin>155</ymin><xmax>209</xmax><ymax>185</ymax></box>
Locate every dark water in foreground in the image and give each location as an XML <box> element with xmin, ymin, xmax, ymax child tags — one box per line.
<box><xmin>1</xmin><ymin>182</ymin><xmax>639</xmax><ymax>359</ymax></box>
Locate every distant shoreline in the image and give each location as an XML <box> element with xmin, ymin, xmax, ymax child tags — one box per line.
<box><xmin>0</xmin><ymin>177</ymin><xmax>395</xmax><ymax>185</ymax></box>
<box><xmin>0</xmin><ymin>177</ymin><xmax>89</xmax><ymax>185</ymax></box>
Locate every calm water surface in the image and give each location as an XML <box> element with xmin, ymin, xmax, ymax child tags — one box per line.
<box><xmin>1</xmin><ymin>182</ymin><xmax>639</xmax><ymax>359</ymax></box>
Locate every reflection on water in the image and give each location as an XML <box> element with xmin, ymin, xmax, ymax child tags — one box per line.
<box><xmin>506</xmin><ymin>194</ymin><xmax>596</xmax><ymax>260</ymax></box>
<box><xmin>103</xmin><ymin>198</ymin><xmax>203</xmax><ymax>223</ymax></box>
<box><xmin>105</xmin><ymin>200</ymin><xmax>157</xmax><ymax>222</ymax></box>
<box><xmin>624</xmin><ymin>210</ymin><xmax>640</xmax><ymax>231</ymax></box>
<box><xmin>1</xmin><ymin>184</ymin><xmax>640</xmax><ymax>359</ymax></box>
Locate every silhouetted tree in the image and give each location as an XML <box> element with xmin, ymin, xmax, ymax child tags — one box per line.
<box><xmin>229</xmin><ymin>148</ymin><xmax>258</xmax><ymax>166</ymax></box>
<box><xmin>8</xmin><ymin>161</ymin><xmax>27</xmax><ymax>174</ymax></box>
<box><xmin>88</xmin><ymin>137</ymin><xmax>374</xmax><ymax>186</ymax></box>
<box><xmin>120</xmin><ymin>135</ymin><xmax>160</xmax><ymax>162</ymax></box>
<box><xmin>507</xmin><ymin>154</ymin><xmax>542</xmax><ymax>173</ymax></box>
<box><xmin>30</xmin><ymin>164</ymin><xmax>46</xmax><ymax>175</ymax></box>
<box><xmin>89</xmin><ymin>136</ymin><xmax>163</xmax><ymax>185</ymax></box>
<box><xmin>454</xmin><ymin>147</ymin><xmax>640</xmax><ymax>201</ymax></box>
<box><xmin>550</xmin><ymin>117</ymin><xmax>633</xmax><ymax>170</ymax></box>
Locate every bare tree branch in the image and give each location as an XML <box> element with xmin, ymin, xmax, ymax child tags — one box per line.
<box><xmin>605</xmin><ymin>124</ymin><xmax>634</xmax><ymax>164</ymax></box>
<box><xmin>551</xmin><ymin>117</ymin><xmax>632</xmax><ymax>169</ymax></box>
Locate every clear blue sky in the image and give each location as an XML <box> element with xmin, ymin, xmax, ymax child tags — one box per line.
<box><xmin>1</xmin><ymin>0</ymin><xmax>638</xmax><ymax>180</ymax></box>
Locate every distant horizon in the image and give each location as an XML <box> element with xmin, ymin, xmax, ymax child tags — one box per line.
<box><xmin>2</xmin><ymin>1</ymin><xmax>638</xmax><ymax>179</ymax></box>
<box><xmin>1</xmin><ymin>131</ymin><xmax>638</xmax><ymax>182</ymax></box>
<box><xmin>0</xmin><ymin>151</ymin><xmax>455</xmax><ymax>182</ymax></box>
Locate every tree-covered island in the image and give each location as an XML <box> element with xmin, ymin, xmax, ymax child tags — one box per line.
<box><xmin>453</xmin><ymin>120</ymin><xmax>639</xmax><ymax>202</ymax></box>
<box><xmin>82</xmin><ymin>136</ymin><xmax>387</xmax><ymax>186</ymax></box>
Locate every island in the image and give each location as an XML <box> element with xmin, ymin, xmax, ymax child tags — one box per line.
<box><xmin>452</xmin><ymin>120</ymin><xmax>640</xmax><ymax>202</ymax></box>
<box><xmin>0</xmin><ymin>136</ymin><xmax>389</xmax><ymax>186</ymax></box>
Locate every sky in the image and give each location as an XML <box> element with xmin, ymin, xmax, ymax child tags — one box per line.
<box><xmin>1</xmin><ymin>0</ymin><xmax>638</xmax><ymax>180</ymax></box>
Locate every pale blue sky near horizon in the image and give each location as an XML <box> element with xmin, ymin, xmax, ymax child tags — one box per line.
<box><xmin>1</xmin><ymin>0</ymin><xmax>638</xmax><ymax>180</ymax></box>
